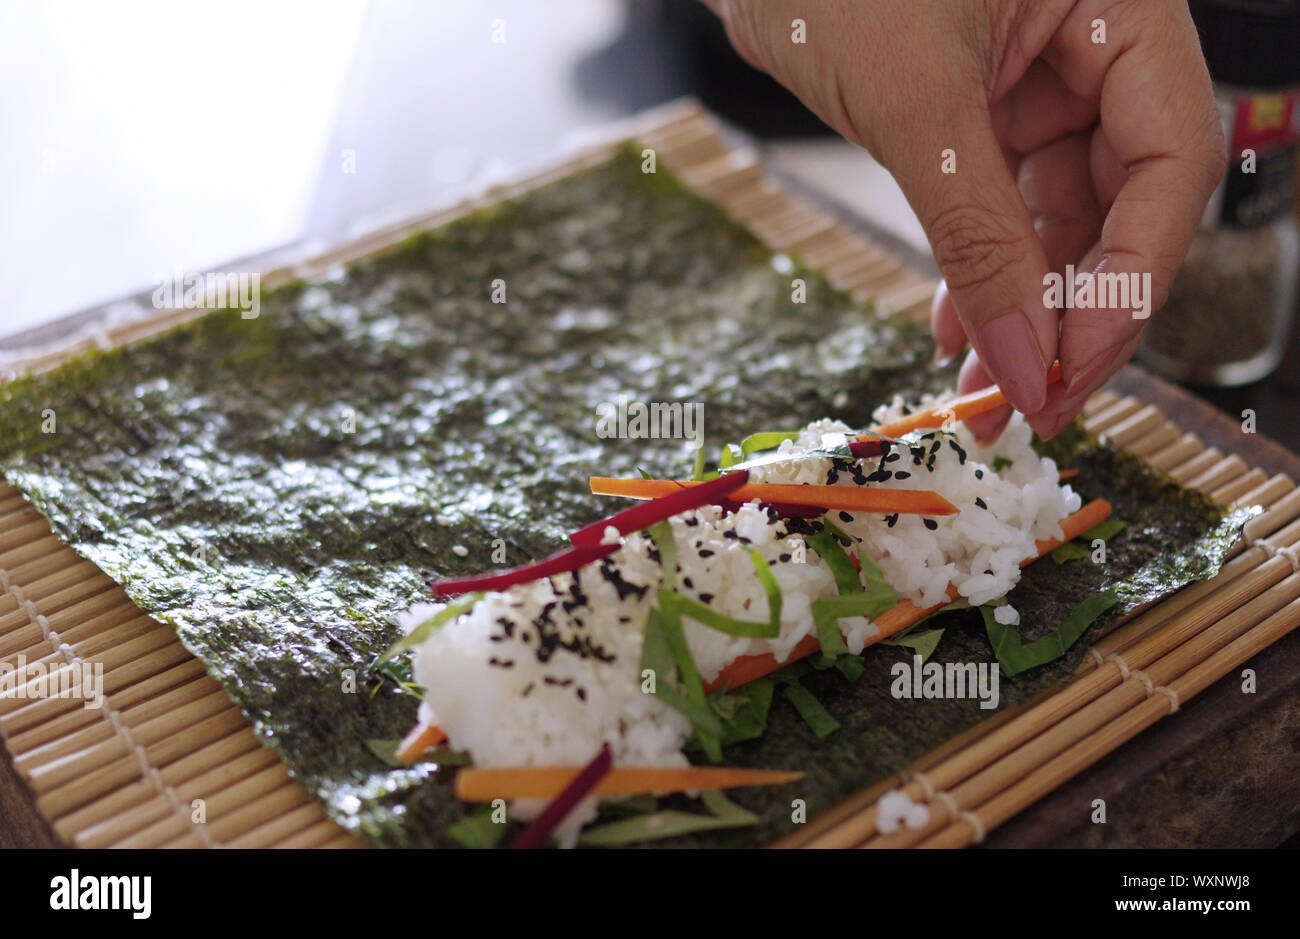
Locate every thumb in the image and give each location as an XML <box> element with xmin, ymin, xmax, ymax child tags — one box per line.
<box><xmin>883</xmin><ymin>110</ymin><xmax>1056</xmax><ymax>415</ymax></box>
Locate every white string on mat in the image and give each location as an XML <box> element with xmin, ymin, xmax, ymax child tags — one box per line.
<box><xmin>1104</xmin><ymin>651</ymin><xmax>1180</xmax><ymax>715</ymax></box>
<box><xmin>1252</xmin><ymin>539</ymin><xmax>1300</xmax><ymax>574</ymax></box>
<box><xmin>960</xmin><ymin>810</ymin><xmax>987</xmax><ymax>844</ymax></box>
<box><xmin>0</xmin><ymin>562</ymin><xmax>217</xmax><ymax>848</ymax></box>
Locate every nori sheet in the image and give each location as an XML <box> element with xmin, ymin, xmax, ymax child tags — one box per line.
<box><xmin>0</xmin><ymin>147</ymin><xmax>1250</xmax><ymax>847</ymax></box>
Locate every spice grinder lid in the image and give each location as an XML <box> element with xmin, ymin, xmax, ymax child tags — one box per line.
<box><xmin>1190</xmin><ymin>0</ymin><xmax>1300</xmax><ymax>88</ymax></box>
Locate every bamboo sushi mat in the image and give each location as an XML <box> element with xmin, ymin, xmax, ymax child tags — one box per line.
<box><xmin>3</xmin><ymin>99</ymin><xmax>1300</xmax><ymax>849</ymax></box>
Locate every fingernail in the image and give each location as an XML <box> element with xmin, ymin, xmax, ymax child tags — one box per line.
<box><xmin>975</xmin><ymin>310</ymin><xmax>1047</xmax><ymax>414</ymax></box>
<box><xmin>932</xmin><ymin>347</ymin><xmax>955</xmax><ymax>368</ymax></box>
<box><xmin>1064</xmin><ymin>342</ymin><xmax>1125</xmax><ymax>398</ymax></box>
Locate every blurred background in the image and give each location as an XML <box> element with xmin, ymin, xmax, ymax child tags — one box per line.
<box><xmin>1</xmin><ymin>0</ymin><xmax>1297</xmax><ymax>446</ymax></box>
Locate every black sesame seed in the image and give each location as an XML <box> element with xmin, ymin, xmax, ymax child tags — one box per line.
<box><xmin>839</xmin><ymin>511</ymin><xmax>853</xmax><ymax>522</ymax></box>
<box><xmin>885</xmin><ymin>513</ymin><xmax>899</xmax><ymax>528</ymax></box>
<box><xmin>779</xmin><ymin>553</ymin><xmax>792</xmax><ymax>563</ymax></box>
<box><xmin>975</xmin><ymin>497</ymin><xmax>987</xmax><ymax>510</ymax></box>
<box><xmin>975</xmin><ymin>469</ymin><xmax>984</xmax><ymax>479</ymax></box>
<box><xmin>682</xmin><ymin>577</ymin><xmax>693</xmax><ymax>589</ymax></box>
<box><xmin>894</xmin><ymin>471</ymin><xmax>911</xmax><ymax>480</ymax></box>
<box><xmin>699</xmin><ymin>593</ymin><xmax>714</xmax><ymax>603</ymax></box>
<box><xmin>576</xmin><ymin>687</ymin><xmax>586</xmax><ymax>701</ymax></box>
<box><xmin>923</xmin><ymin>518</ymin><xmax>938</xmax><ymax>530</ymax></box>
<box><xmin>699</xmin><ymin>549</ymin><xmax>714</xmax><ymax>558</ymax></box>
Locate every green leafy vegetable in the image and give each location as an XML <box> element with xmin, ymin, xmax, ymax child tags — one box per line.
<box><xmin>688</xmin><ymin>679</ymin><xmax>775</xmax><ymax>750</ymax></box>
<box><xmin>577</xmin><ymin>789</ymin><xmax>759</xmax><ymax>846</ymax></box>
<box><xmin>649</xmin><ymin>520</ymin><xmax>679</xmax><ymax>590</ymax></box>
<box><xmin>781</xmin><ymin>682</ymin><xmax>840</xmax><ymax>737</ymax></box>
<box><xmin>881</xmin><ymin>625</ymin><xmax>946</xmax><ymax>662</ymax></box>
<box><xmin>448</xmin><ymin>805</ymin><xmax>508</xmax><ymax>849</ymax></box>
<box><xmin>662</xmin><ymin>549</ymin><xmax>782</xmax><ymax>639</ymax></box>
<box><xmin>690</xmin><ymin>435</ymin><xmax>707</xmax><ymax>482</ymax></box>
<box><xmin>378</xmin><ymin>593</ymin><xmax>483</xmax><ymax>664</ymax></box>
<box><xmin>805</xmin><ymin>530</ymin><xmax>863</xmax><ymax>596</ymax></box>
<box><xmin>982</xmin><ymin>590</ymin><xmax>1121</xmax><ymax>677</ymax></box>
<box><xmin>832</xmin><ymin>654</ymin><xmax>865</xmax><ymax>682</ymax></box>
<box><xmin>1051</xmin><ymin>517</ymin><xmax>1129</xmax><ymax>564</ymax></box>
<box><xmin>641</xmin><ymin>607</ymin><xmax>724</xmax><ymax>743</ymax></box>
<box><xmin>810</xmin><ymin>591</ymin><xmax>897</xmax><ymax>657</ymax></box>
<box><xmin>992</xmin><ymin>456</ymin><xmax>1014</xmax><ymax>472</ymax></box>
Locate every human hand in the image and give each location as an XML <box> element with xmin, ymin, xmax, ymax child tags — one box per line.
<box><xmin>702</xmin><ymin>0</ymin><xmax>1226</xmax><ymax>439</ymax></box>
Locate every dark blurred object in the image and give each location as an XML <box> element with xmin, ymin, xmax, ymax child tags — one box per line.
<box><xmin>574</xmin><ymin>0</ymin><xmax>832</xmax><ymax>138</ymax></box>
<box><xmin>1138</xmin><ymin>0</ymin><xmax>1300</xmax><ymax>386</ymax></box>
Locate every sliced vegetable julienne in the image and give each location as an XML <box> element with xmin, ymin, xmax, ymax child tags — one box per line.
<box><xmin>429</xmin><ymin>543</ymin><xmax>618</xmax><ymax>597</ymax></box>
<box><xmin>981</xmin><ymin>589</ymin><xmax>1121</xmax><ymax>677</ymax></box>
<box><xmin>393</xmin><ymin>722</ymin><xmax>448</xmax><ymax>762</ymax></box>
<box><xmin>589</xmin><ymin>477</ymin><xmax>959</xmax><ymax>516</ymax></box>
<box><xmin>866</xmin><ymin>361</ymin><xmax>1063</xmax><ymax>438</ymax></box>
<box><xmin>719</xmin><ymin>430</ymin><xmax>802</xmax><ymax>471</ymax></box>
<box><xmin>578</xmin><ymin>789</ymin><xmax>759</xmax><ymax>846</ymax></box>
<box><xmin>781</xmin><ymin>682</ymin><xmax>840</xmax><ymax>737</ymax></box>
<box><xmin>880</xmin><ymin>625</ymin><xmax>946</xmax><ymax>662</ymax></box>
<box><xmin>1050</xmin><ymin>516</ymin><xmax>1128</xmax><ymax>565</ymax></box>
<box><xmin>646</xmin><ymin>523</ymin><xmax>721</xmax><ymax>761</ymax></box>
<box><xmin>702</xmin><ymin>497</ymin><xmax>1114</xmax><ymax>693</ymax></box>
<box><xmin>509</xmin><ymin>743</ymin><xmax>614</xmax><ymax>849</ymax></box>
<box><xmin>642</xmin><ymin>606</ymin><xmax>725</xmax><ymax>742</ymax></box>
<box><xmin>805</xmin><ymin>530</ymin><xmax>863</xmax><ymax>596</ymax></box>
<box><xmin>380</xmin><ymin>593</ymin><xmax>483</xmax><ymax>664</ymax></box>
<box><xmin>569</xmin><ymin>470</ymin><xmax>750</xmax><ymax>547</ymax></box>
<box><xmin>454</xmin><ymin>765</ymin><xmax>805</xmax><ymax>802</ymax></box>
<box><xmin>713</xmin><ymin>497</ymin><xmax>825</xmax><ymax>519</ymax></box>
<box><xmin>810</xmin><ymin>590</ymin><xmax>898</xmax><ymax>660</ymax></box>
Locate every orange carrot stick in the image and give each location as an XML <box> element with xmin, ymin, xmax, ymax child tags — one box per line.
<box><xmin>703</xmin><ymin>497</ymin><xmax>1112</xmax><ymax>693</ymax></box>
<box><xmin>1057</xmin><ymin>468</ymin><xmax>1079</xmax><ymax>480</ymax></box>
<box><xmin>454</xmin><ymin>765</ymin><xmax>804</xmax><ymax>802</ymax></box>
<box><xmin>867</xmin><ymin>362</ymin><xmax>1063</xmax><ymax>439</ymax></box>
<box><xmin>588</xmin><ymin>478</ymin><xmax>959</xmax><ymax>516</ymax></box>
<box><xmin>395</xmin><ymin>722</ymin><xmax>448</xmax><ymax>762</ymax></box>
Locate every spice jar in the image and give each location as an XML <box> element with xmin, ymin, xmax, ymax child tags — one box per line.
<box><xmin>1138</xmin><ymin>0</ymin><xmax>1300</xmax><ymax>386</ymax></box>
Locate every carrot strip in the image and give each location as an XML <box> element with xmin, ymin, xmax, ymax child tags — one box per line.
<box><xmin>588</xmin><ymin>478</ymin><xmax>958</xmax><ymax>516</ymax></box>
<box><xmin>1057</xmin><ymin>468</ymin><xmax>1079</xmax><ymax>480</ymax></box>
<box><xmin>395</xmin><ymin>723</ymin><xmax>447</xmax><ymax>762</ymax></box>
<box><xmin>703</xmin><ymin>497</ymin><xmax>1112</xmax><ymax>693</ymax></box>
<box><xmin>455</xmin><ymin>765</ymin><xmax>804</xmax><ymax>802</ymax></box>
<box><xmin>867</xmin><ymin>362</ymin><xmax>1063</xmax><ymax>439</ymax></box>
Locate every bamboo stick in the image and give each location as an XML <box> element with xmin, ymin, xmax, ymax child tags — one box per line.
<box><xmin>914</xmin><ymin>593</ymin><xmax>1300</xmax><ymax>848</ymax></box>
<box><xmin>224</xmin><ymin>801</ymin><xmax>332</xmax><ymax>849</ymax></box>
<box><xmin>1169</xmin><ymin>447</ymin><xmax>1224</xmax><ymax>485</ymax></box>
<box><xmin>1084</xmin><ymin>398</ymin><xmax>1142</xmax><ymax>433</ymax></box>
<box><xmin>1125</xmin><ymin>422</ymin><xmax>1182</xmax><ymax>458</ymax></box>
<box><xmin>65</xmin><ymin>727</ymin><xmax>263</xmax><ymax>845</ymax></box>
<box><xmin>1146</xmin><ymin>433</ymin><xmax>1203</xmax><ymax>472</ymax></box>
<box><xmin>1187</xmin><ymin>454</ymin><xmax>1247</xmax><ymax>494</ymax></box>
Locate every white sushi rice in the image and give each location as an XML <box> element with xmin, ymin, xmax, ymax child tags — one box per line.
<box><xmin>401</xmin><ymin>407</ymin><xmax>1078</xmax><ymax>844</ymax></box>
<box><xmin>876</xmin><ymin>788</ymin><xmax>930</xmax><ymax>833</ymax></box>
